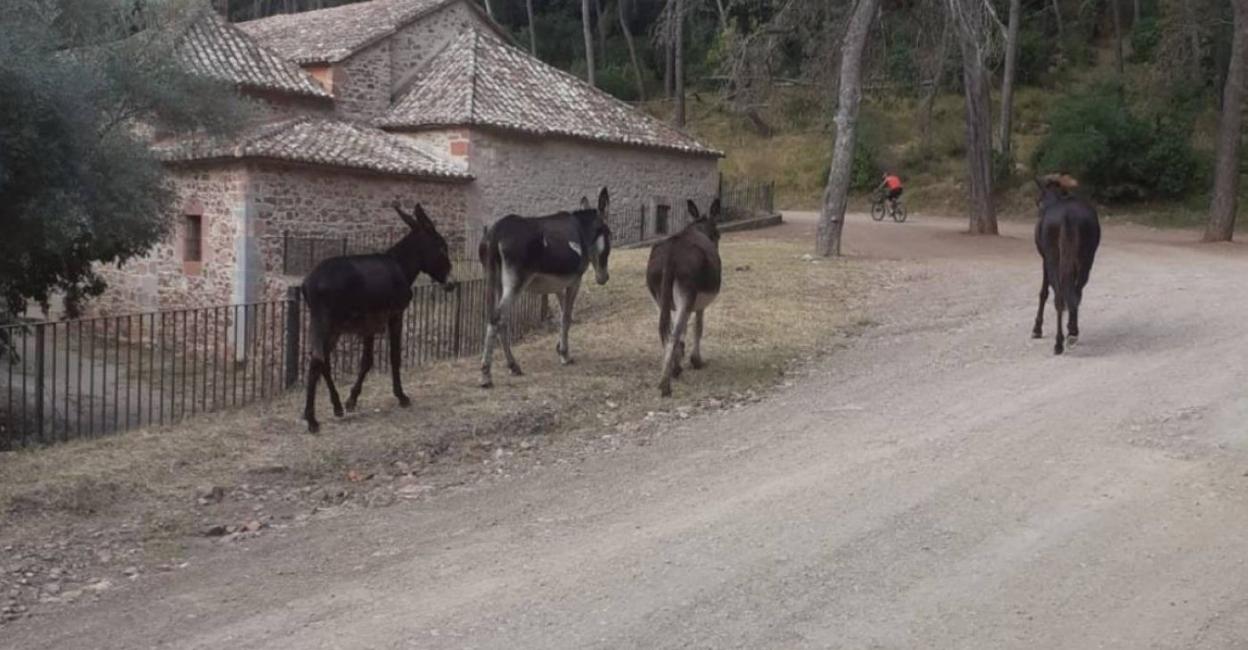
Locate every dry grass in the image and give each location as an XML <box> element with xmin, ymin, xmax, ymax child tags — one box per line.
<box><xmin>0</xmin><ymin>233</ymin><xmax>878</xmax><ymax>531</ymax></box>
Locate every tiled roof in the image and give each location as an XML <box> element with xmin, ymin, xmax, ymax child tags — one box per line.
<box><xmin>154</xmin><ymin>117</ymin><xmax>471</xmax><ymax>180</ymax></box>
<box><xmin>377</xmin><ymin>30</ymin><xmax>721</xmax><ymax>157</ymax></box>
<box><xmin>176</xmin><ymin>11</ymin><xmax>329</xmax><ymax>98</ymax></box>
<box><xmin>237</xmin><ymin>0</ymin><xmax>470</xmax><ymax>64</ymax></box>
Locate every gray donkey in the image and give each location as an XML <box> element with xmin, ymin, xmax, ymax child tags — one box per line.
<box><xmin>646</xmin><ymin>199</ymin><xmax>722</xmax><ymax>397</ymax></box>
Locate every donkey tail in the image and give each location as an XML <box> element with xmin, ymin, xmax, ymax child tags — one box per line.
<box><xmin>1057</xmin><ymin>211</ymin><xmax>1081</xmax><ymax>310</ymax></box>
<box><xmin>658</xmin><ymin>261</ymin><xmax>676</xmax><ymax>344</ymax></box>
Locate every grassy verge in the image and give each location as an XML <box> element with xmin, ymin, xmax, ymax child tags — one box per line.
<box><xmin>0</xmin><ymin>233</ymin><xmax>880</xmax><ymax>539</ymax></box>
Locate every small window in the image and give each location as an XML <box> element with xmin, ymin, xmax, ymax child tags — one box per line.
<box><xmin>183</xmin><ymin>214</ymin><xmax>203</xmax><ymax>263</ymax></box>
<box><xmin>655</xmin><ymin>204</ymin><xmax>670</xmax><ymax>235</ymax></box>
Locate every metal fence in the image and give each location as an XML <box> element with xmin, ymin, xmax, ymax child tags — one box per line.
<box><xmin>0</xmin><ymin>279</ymin><xmax>545</xmax><ymax>450</ymax></box>
<box><xmin>720</xmin><ymin>177</ymin><xmax>776</xmax><ymax>219</ymax></box>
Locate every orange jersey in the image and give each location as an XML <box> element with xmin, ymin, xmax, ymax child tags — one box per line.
<box><xmin>883</xmin><ymin>175</ymin><xmax>902</xmax><ymax>190</ymax></box>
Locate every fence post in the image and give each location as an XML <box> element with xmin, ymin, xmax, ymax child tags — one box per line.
<box><xmin>453</xmin><ymin>285</ymin><xmax>463</xmax><ymax>357</ymax></box>
<box><xmin>284</xmin><ymin>286</ymin><xmax>302</xmax><ymax>389</ymax></box>
<box><xmin>33</xmin><ymin>323</ymin><xmax>45</xmax><ymax>440</ymax></box>
<box><xmin>768</xmin><ymin>181</ymin><xmax>776</xmax><ymax>213</ymax></box>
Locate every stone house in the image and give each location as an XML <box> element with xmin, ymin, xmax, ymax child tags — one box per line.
<box><xmin>93</xmin><ymin>0</ymin><xmax>720</xmax><ymax>315</ymax></box>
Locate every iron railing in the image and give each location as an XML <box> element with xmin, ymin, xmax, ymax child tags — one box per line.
<box><xmin>0</xmin><ymin>279</ymin><xmax>544</xmax><ymax>450</ymax></box>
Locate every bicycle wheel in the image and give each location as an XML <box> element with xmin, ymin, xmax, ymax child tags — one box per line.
<box><xmin>870</xmin><ymin>200</ymin><xmax>886</xmax><ymax>221</ymax></box>
<box><xmin>892</xmin><ymin>202</ymin><xmax>907</xmax><ymax>223</ymax></box>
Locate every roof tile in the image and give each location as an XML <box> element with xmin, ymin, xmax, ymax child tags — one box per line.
<box><xmin>378</xmin><ymin>30</ymin><xmax>721</xmax><ymax>157</ymax></box>
<box><xmin>177</xmin><ymin>12</ymin><xmax>329</xmax><ymax>98</ymax></box>
<box><xmin>154</xmin><ymin>117</ymin><xmax>471</xmax><ymax>180</ymax></box>
<box><xmin>237</xmin><ymin>0</ymin><xmax>454</xmax><ymax>64</ymax></box>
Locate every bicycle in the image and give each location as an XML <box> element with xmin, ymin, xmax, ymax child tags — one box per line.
<box><xmin>870</xmin><ymin>189</ymin><xmax>907</xmax><ymax>223</ymax></box>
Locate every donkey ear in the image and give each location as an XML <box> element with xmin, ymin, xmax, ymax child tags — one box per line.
<box><xmin>579</xmin><ymin>196</ymin><xmax>591</xmax><ymax>210</ymax></box>
<box><xmin>412</xmin><ymin>203</ymin><xmax>435</xmax><ymax>230</ymax></box>
<box><xmin>392</xmin><ymin>201</ymin><xmax>418</xmax><ymax>229</ymax></box>
<box><xmin>597</xmin><ymin>187</ymin><xmax>610</xmax><ymax>213</ymax></box>
<box><xmin>708</xmin><ymin>198</ymin><xmax>721</xmax><ymax>223</ymax></box>
<box><xmin>686</xmin><ymin>200</ymin><xmax>701</xmax><ymax>220</ymax></box>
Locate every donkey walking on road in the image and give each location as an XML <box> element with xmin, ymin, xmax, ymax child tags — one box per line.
<box><xmin>647</xmin><ymin>199</ymin><xmax>722</xmax><ymax>396</ymax></box>
<box><xmin>1033</xmin><ymin>175</ymin><xmax>1101</xmax><ymax>355</ymax></box>
<box><xmin>478</xmin><ymin>188</ymin><xmax>612</xmax><ymax>388</ymax></box>
<box><xmin>300</xmin><ymin>202</ymin><xmax>454</xmax><ymax>433</ymax></box>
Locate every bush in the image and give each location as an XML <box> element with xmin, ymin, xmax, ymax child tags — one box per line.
<box><xmin>596</xmin><ymin>65</ymin><xmax>641</xmax><ymax>102</ymax></box>
<box><xmin>1031</xmin><ymin>85</ymin><xmax>1202</xmax><ymax>201</ymax></box>
<box><xmin>1129</xmin><ymin>17</ymin><xmax>1161</xmax><ymax>63</ymax></box>
<box><xmin>1017</xmin><ymin>27</ymin><xmax>1058</xmax><ymax>84</ymax></box>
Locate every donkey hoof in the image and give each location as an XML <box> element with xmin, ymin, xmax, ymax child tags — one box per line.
<box><xmin>659</xmin><ymin>383</ymin><xmax>672</xmax><ymax>397</ymax></box>
<box><xmin>344</xmin><ymin>399</ymin><xmax>358</xmax><ymax>413</ymax></box>
<box><xmin>560</xmin><ymin>356</ymin><xmax>576</xmax><ymax>366</ymax></box>
<box><xmin>1054</xmin><ymin>343</ymin><xmax>1064</xmax><ymax>355</ymax></box>
<box><xmin>480</xmin><ymin>377</ymin><xmax>494</xmax><ymax>389</ymax></box>
<box><xmin>672</xmin><ymin>365</ymin><xmax>684</xmax><ymax>379</ymax></box>
<box><xmin>690</xmin><ymin>356</ymin><xmax>705</xmax><ymax>370</ymax></box>
<box><xmin>508</xmin><ymin>364</ymin><xmax>524</xmax><ymax>376</ymax></box>
<box><xmin>1031</xmin><ymin>330</ymin><xmax>1043</xmax><ymax>339</ymax></box>
<box><xmin>333</xmin><ymin>406</ymin><xmax>345</xmax><ymax>418</ymax></box>
<box><xmin>397</xmin><ymin>395</ymin><xmax>412</xmax><ymax>408</ymax></box>
<box><xmin>306</xmin><ymin>420</ymin><xmax>321</xmax><ymax>434</ymax></box>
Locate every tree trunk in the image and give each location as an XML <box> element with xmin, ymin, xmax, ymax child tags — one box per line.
<box><xmin>1110</xmin><ymin>0</ymin><xmax>1124</xmax><ymax>76</ymax></box>
<box><xmin>619</xmin><ymin>0</ymin><xmax>646</xmax><ymax>101</ymax></box>
<box><xmin>1133</xmin><ymin>0</ymin><xmax>1140</xmax><ymax>25</ymax></box>
<box><xmin>483</xmin><ymin>0</ymin><xmax>494</xmax><ymax>20</ymax></box>
<box><xmin>665</xmin><ymin>40</ymin><xmax>674</xmax><ymax>98</ymax></box>
<box><xmin>1185</xmin><ymin>0</ymin><xmax>1201</xmax><ymax>78</ymax></box>
<box><xmin>918</xmin><ymin>13</ymin><xmax>952</xmax><ymax>151</ymax></box>
<box><xmin>997</xmin><ymin>0</ymin><xmax>1022</xmax><ymax>160</ymax></box>
<box><xmin>1053</xmin><ymin>0</ymin><xmax>1063</xmax><ymax>57</ymax></box>
<box><xmin>815</xmin><ymin>0</ymin><xmax>882</xmax><ymax>257</ymax></box>
<box><xmin>1205</xmin><ymin>0</ymin><xmax>1246</xmax><ymax>242</ymax></box>
<box><xmin>951</xmin><ymin>0</ymin><xmax>998</xmax><ymax>235</ymax></box>
<box><xmin>674</xmin><ymin>0</ymin><xmax>685</xmax><ymax>126</ymax></box>
<box><xmin>526</xmin><ymin>0</ymin><xmax>537</xmax><ymax>55</ymax></box>
<box><xmin>595</xmin><ymin>0</ymin><xmax>607</xmax><ymax>65</ymax></box>
<box><xmin>582</xmin><ymin>0</ymin><xmax>596</xmax><ymax>86</ymax></box>
<box><xmin>713</xmin><ymin>0</ymin><xmax>728</xmax><ymax>32</ymax></box>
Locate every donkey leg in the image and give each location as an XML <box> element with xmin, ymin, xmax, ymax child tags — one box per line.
<box><xmin>496</xmin><ymin>286</ymin><xmax>524</xmax><ymax>377</ymax></box>
<box><xmin>1066</xmin><ymin>289</ymin><xmax>1081</xmax><ymax>348</ymax></box>
<box><xmin>481</xmin><ymin>274</ymin><xmax>522</xmax><ymax>387</ymax></box>
<box><xmin>318</xmin><ymin>335</ymin><xmax>345</xmax><ymax>417</ymax></box>
<box><xmin>345</xmin><ymin>336</ymin><xmax>374</xmax><ymax>413</ymax></box>
<box><xmin>659</xmin><ymin>297</ymin><xmax>693</xmax><ymax>397</ymax></box>
<box><xmin>388</xmin><ymin>316</ymin><xmax>410</xmax><ymax>407</ymax></box>
<box><xmin>555</xmin><ymin>283</ymin><xmax>580</xmax><ymax>365</ymax></box>
<box><xmin>1033</xmin><ymin>272</ymin><xmax>1049</xmax><ymax>338</ymax></box>
<box><xmin>690</xmin><ymin>309</ymin><xmax>706</xmax><ymax>369</ymax></box>
<box><xmin>304</xmin><ymin>357</ymin><xmax>324</xmax><ymax>434</ymax></box>
<box><xmin>1053</xmin><ymin>292</ymin><xmax>1066</xmax><ymax>356</ymax></box>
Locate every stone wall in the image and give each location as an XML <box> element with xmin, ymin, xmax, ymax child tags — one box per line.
<box><xmin>452</xmin><ymin>129</ymin><xmax>720</xmax><ymax>248</ymax></box>
<box><xmin>246</xmin><ymin>162</ymin><xmax>471</xmax><ymax>301</ymax></box>
<box><xmin>332</xmin><ymin>40</ymin><xmax>392</xmax><ymax>121</ymax></box>
<box><xmin>90</xmin><ymin>166</ymin><xmax>248</xmax><ymax>316</ymax></box>
<box><xmin>389</xmin><ymin>2</ymin><xmax>493</xmax><ymax>94</ymax></box>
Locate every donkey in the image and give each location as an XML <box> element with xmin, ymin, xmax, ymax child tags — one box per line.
<box><xmin>1032</xmin><ymin>174</ymin><xmax>1101</xmax><ymax>355</ymax></box>
<box><xmin>478</xmin><ymin>188</ymin><xmax>611</xmax><ymax>388</ymax></box>
<box><xmin>300</xmin><ymin>202</ymin><xmax>454</xmax><ymax>433</ymax></box>
<box><xmin>646</xmin><ymin>199</ymin><xmax>722</xmax><ymax>396</ymax></box>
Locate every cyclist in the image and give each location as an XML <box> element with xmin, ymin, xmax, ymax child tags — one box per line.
<box><xmin>876</xmin><ymin>172</ymin><xmax>904</xmax><ymax>214</ymax></box>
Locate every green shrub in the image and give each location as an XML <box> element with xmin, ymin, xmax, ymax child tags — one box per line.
<box><xmin>1017</xmin><ymin>28</ymin><xmax>1058</xmax><ymax>84</ymax></box>
<box><xmin>596</xmin><ymin>65</ymin><xmax>641</xmax><ymax>102</ymax></box>
<box><xmin>1129</xmin><ymin>17</ymin><xmax>1161</xmax><ymax>63</ymax></box>
<box><xmin>1032</xmin><ymin>85</ymin><xmax>1202</xmax><ymax>201</ymax></box>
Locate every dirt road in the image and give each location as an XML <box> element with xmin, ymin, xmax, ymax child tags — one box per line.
<box><xmin>8</xmin><ymin>212</ymin><xmax>1248</xmax><ymax>649</ymax></box>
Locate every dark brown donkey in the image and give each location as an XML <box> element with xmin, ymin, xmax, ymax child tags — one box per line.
<box><xmin>647</xmin><ymin>199</ymin><xmax>722</xmax><ymax>396</ymax></box>
<box><xmin>1033</xmin><ymin>174</ymin><xmax>1101</xmax><ymax>355</ymax></box>
<box><xmin>300</xmin><ymin>202</ymin><xmax>454</xmax><ymax>433</ymax></box>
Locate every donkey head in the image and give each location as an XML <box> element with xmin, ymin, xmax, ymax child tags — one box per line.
<box><xmin>688</xmin><ymin>198</ymin><xmax>722</xmax><ymax>243</ymax></box>
<box><xmin>579</xmin><ymin>187</ymin><xmax>612</xmax><ymax>285</ymax></box>
<box><xmin>393</xmin><ymin>201</ymin><xmax>454</xmax><ymax>291</ymax></box>
<box><xmin>1034</xmin><ymin>174</ymin><xmax>1078</xmax><ymax>212</ymax></box>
